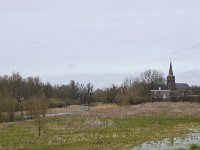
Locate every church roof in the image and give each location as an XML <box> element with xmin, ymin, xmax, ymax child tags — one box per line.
<box><xmin>176</xmin><ymin>83</ymin><xmax>190</xmax><ymax>90</ymax></box>
<box><xmin>151</xmin><ymin>84</ymin><xmax>168</xmax><ymax>90</ymax></box>
<box><xmin>151</xmin><ymin>83</ymin><xmax>190</xmax><ymax>91</ymax></box>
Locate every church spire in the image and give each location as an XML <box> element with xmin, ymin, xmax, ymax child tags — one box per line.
<box><xmin>167</xmin><ymin>61</ymin><xmax>176</xmax><ymax>90</ymax></box>
<box><xmin>169</xmin><ymin>61</ymin><xmax>173</xmax><ymax>76</ymax></box>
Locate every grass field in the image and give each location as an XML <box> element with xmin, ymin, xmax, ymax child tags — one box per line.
<box><xmin>0</xmin><ymin>102</ymin><xmax>200</xmax><ymax>150</ymax></box>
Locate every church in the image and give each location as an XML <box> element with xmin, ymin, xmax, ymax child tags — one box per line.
<box><xmin>151</xmin><ymin>62</ymin><xmax>190</xmax><ymax>100</ymax></box>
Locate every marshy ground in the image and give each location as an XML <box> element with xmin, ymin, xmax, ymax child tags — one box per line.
<box><xmin>0</xmin><ymin>102</ymin><xmax>200</xmax><ymax>150</ymax></box>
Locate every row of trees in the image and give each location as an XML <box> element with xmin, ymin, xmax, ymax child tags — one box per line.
<box><xmin>94</xmin><ymin>69</ymin><xmax>166</xmax><ymax>105</ymax></box>
<box><xmin>0</xmin><ymin>70</ymin><xmax>199</xmax><ymax>122</ymax></box>
<box><xmin>0</xmin><ymin>73</ymin><xmax>94</xmax><ymax>122</ymax></box>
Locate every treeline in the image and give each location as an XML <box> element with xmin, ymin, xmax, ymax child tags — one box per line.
<box><xmin>0</xmin><ymin>73</ymin><xmax>96</xmax><ymax>103</ymax></box>
<box><xmin>0</xmin><ymin>70</ymin><xmax>200</xmax><ymax>122</ymax></box>
<box><xmin>96</xmin><ymin>69</ymin><xmax>166</xmax><ymax>105</ymax></box>
<box><xmin>0</xmin><ymin>73</ymin><xmax>94</xmax><ymax>122</ymax></box>
<box><xmin>191</xmin><ymin>86</ymin><xmax>200</xmax><ymax>95</ymax></box>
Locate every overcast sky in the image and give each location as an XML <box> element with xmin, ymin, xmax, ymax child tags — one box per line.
<box><xmin>0</xmin><ymin>0</ymin><xmax>200</xmax><ymax>88</ymax></box>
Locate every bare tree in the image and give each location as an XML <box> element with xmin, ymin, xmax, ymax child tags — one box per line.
<box><xmin>140</xmin><ymin>69</ymin><xmax>165</xmax><ymax>86</ymax></box>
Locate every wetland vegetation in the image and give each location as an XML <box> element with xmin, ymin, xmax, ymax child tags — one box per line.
<box><xmin>0</xmin><ymin>103</ymin><xmax>200</xmax><ymax>150</ymax></box>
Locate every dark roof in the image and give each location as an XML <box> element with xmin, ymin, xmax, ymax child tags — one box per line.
<box><xmin>176</xmin><ymin>83</ymin><xmax>190</xmax><ymax>90</ymax></box>
<box><xmin>151</xmin><ymin>84</ymin><xmax>168</xmax><ymax>90</ymax></box>
<box><xmin>151</xmin><ymin>83</ymin><xmax>190</xmax><ymax>91</ymax></box>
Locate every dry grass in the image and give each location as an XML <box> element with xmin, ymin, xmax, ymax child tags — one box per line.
<box><xmin>95</xmin><ymin>103</ymin><xmax>119</xmax><ymax>110</ymax></box>
<box><xmin>1</xmin><ymin>102</ymin><xmax>200</xmax><ymax>150</ymax></box>
<box><xmin>47</xmin><ymin>102</ymin><xmax>200</xmax><ymax>117</ymax></box>
<box><xmin>48</xmin><ymin>105</ymin><xmax>89</xmax><ymax>114</ymax></box>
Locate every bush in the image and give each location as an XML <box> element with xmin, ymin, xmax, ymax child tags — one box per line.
<box><xmin>190</xmin><ymin>144</ymin><xmax>200</xmax><ymax>150</ymax></box>
<box><xmin>129</xmin><ymin>97</ymin><xmax>150</xmax><ymax>105</ymax></box>
<box><xmin>5</xmin><ymin>98</ymin><xmax>17</xmax><ymax>122</ymax></box>
<box><xmin>115</xmin><ymin>93</ymin><xmax>151</xmax><ymax>106</ymax></box>
<box><xmin>115</xmin><ymin>94</ymin><xmax>130</xmax><ymax>105</ymax></box>
<box><xmin>171</xmin><ymin>96</ymin><xmax>200</xmax><ymax>103</ymax></box>
<box><xmin>8</xmin><ymin>112</ymin><xmax>15</xmax><ymax>122</ymax></box>
<box><xmin>48</xmin><ymin>98</ymin><xmax>65</xmax><ymax>108</ymax></box>
<box><xmin>27</xmin><ymin>97</ymin><xmax>48</xmax><ymax>118</ymax></box>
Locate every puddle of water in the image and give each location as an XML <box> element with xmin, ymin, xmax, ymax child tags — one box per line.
<box><xmin>23</xmin><ymin>112</ymin><xmax>72</xmax><ymax>119</ymax></box>
<box><xmin>132</xmin><ymin>129</ymin><xmax>200</xmax><ymax>150</ymax></box>
<box><xmin>45</xmin><ymin>112</ymin><xmax>72</xmax><ymax>117</ymax></box>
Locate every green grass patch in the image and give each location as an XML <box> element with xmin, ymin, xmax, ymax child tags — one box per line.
<box><xmin>176</xmin><ymin>144</ymin><xmax>200</xmax><ymax>150</ymax></box>
<box><xmin>0</xmin><ymin>114</ymin><xmax>200</xmax><ymax>150</ymax></box>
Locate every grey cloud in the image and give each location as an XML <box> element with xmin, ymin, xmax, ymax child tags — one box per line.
<box><xmin>176</xmin><ymin>70</ymin><xmax>200</xmax><ymax>86</ymax></box>
<box><xmin>0</xmin><ymin>0</ymin><xmax>200</xmax><ymax>87</ymax></box>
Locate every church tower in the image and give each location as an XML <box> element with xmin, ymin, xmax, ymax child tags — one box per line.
<box><xmin>167</xmin><ymin>62</ymin><xmax>176</xmax><ymax>90</ymax></box>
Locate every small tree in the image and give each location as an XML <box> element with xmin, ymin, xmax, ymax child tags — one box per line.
<box><xmin>140</xmin><ymin>69</ymin><xmax>165</xmax><ymax>86</ymax></box>
<box><xmin>79</xmin><ymin>83</ymin><xmax>94</xmax><ymax>105</ymax></box>
<box><xmin>105</xmin><ymin>84</ymin><xmax>118</xmax><ymax>103</ymax></box>
<box><xmin>27</xmin><ymin>96</ymin><xmax>48</xmax><ymax>118</ymax></box>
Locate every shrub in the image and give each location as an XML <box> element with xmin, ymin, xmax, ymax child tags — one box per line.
<box><xmin>129</xmin><ymin>97</ymin><xmax>150</xmax><ymax>105</ymax></box>
<box><xmin>190</xmin><ymin>144</ymin><xmax>200</xmax><ymax>150</ymax></box>
<box><xmin>48</xmin><ymin>98</ymin><xmax>65</xmax><ymax>108</ymax></box>
<box><xmin>5</xmin><ymin>98</ymin><xmax>17</xmax><ymax>122</ymax></box>
<box><xmin>115</xmin><ymin>94</ymin><xmax>130</xmax><ymax>105</ymax></box>
<box><xmin>27</xmin><ymin>97</ymin><xmax>48</xmax><ymax>118</ymax></box>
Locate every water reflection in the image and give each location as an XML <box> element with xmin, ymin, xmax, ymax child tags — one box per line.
<box><xmin>132</xmin><ymin>129</ymin><xmax>200</xmax><ymax>150</ymax></box>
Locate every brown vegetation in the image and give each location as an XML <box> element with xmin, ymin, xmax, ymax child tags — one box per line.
<box><xmin>48</xmin><ymin>102</ymin><xmax>200</xmax><ymax>117</ymax></box>
<box><xmin>0</xmin><ymin>71</ymin><xmax>200</xmax><ymax>123</ymax></box>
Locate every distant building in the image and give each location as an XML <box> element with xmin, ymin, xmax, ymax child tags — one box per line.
<box><xmin>151</xmin><ymin>62</ymin><xmax>190</xmax><ymax>100</ymax></box>
<box><xmin>167</xmin><ymin>62</ymin><xmax>176</xmax><ymax>91</ymax></box>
